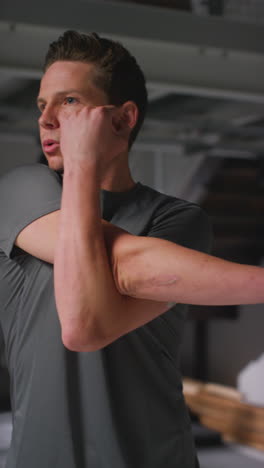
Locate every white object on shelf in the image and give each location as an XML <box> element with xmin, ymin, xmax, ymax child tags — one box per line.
<box><xmin>237</xmin><ymin>353</ymin><xmax>264</xmax><ymax>407</ymax></box>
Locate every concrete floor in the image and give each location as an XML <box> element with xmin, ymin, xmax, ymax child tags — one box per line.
<box><xmin>0</xmin><ymin>411</ymin><xmax>264</xmax><ymax>467</ymax></box>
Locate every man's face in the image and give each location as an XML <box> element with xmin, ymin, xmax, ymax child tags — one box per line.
<box><xmin>37</xmin><ymin>61</ymin><xmax>109</xmax><ymax>172</ymax></box>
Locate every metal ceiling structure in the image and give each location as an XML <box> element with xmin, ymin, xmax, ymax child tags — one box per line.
<box><xmin>0</xmin><ymin>0</ymin><xmax>264</xmax><ymax>170</ymax></box>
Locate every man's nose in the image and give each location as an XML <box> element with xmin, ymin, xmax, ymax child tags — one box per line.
<box><xmin>39</xmin><ymin>106</ymin><xmax>59</xmax><ymax>129</ymax></box>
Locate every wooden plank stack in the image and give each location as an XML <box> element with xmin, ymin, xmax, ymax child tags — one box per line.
<box><xmin>183</xmin><ymin>378</ymin><xmax>264</xmax><ymax>451</ymax></box>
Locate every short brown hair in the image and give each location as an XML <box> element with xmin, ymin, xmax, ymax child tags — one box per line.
<box><xmin>44</xmin><ymin>30</ymin><xmax>148</xmax><ymax>148</ymax></box>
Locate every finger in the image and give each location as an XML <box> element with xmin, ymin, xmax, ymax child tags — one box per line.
<box><xmin>89</xmin><ymin>105</ymin><xmax>120</xmax><ymax>129</ymax></box>
<box><xmin>98</xmin><ymin>105</ymin><xmax>117</xmax><ymax>111</ymax></box>
<box><xmin>93</xmin><ymin>105</ymin><xmax>120</xmax><ymax>119</ymax></box>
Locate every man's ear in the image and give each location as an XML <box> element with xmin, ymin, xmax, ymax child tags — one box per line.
<box><xmin>112</xmin><ymin>101</ymin><xmax>138</xmax><ymax>135</ymax></box>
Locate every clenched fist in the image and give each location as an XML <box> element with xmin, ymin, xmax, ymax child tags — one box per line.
<box><xmin>58</xmin><ymin>105</ymin><xmax>130</xmax><ymax>170</ymax></box>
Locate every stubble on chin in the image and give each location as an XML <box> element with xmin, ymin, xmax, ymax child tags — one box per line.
<box><xmin>47</xmin><ymin>156</ymin><xmax>64</xmax><ymax>174</ymax></box>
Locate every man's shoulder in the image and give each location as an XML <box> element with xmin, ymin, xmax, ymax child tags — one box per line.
<box><xmin>0</xmin><ymin>164</ymin><xmax>62</xmax><ymax>258</ymax></box>
<box><xmin>0</xmin><ymin>163</ymin><xmax>61</xmax><ymax>186</ymax></box>
<box><xmin>137</xmin><ymin>183</ymin><xmax>212</xmax><ymax>253</ymax></box>
<box><xmin>138</xmin><ymin>182</ymin><xmax>206</xmax><ymax>218</ymax></box>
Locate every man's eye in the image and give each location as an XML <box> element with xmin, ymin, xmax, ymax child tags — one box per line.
<box><xmin>65</xmin><ymin>97</ymin><xmax>77</xmax><ymax>104</ymax></box>
<box><xmin>38</xmin><ymin>104</ymin><xmax>45</xmax><ymax>113</ymax></box>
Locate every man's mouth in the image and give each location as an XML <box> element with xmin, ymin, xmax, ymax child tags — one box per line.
<box><xmin>43</xmin><ymin>139</ymin><xmax>60</xmax><ymax>154</ymax></box>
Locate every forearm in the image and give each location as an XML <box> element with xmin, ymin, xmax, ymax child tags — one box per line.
<box><xmin>54</xmin><ymin>163</ymin><xmax>166</xmax><ymax>351</ymax></box>
<box><xmin>54</xmin><ymin>162</ymin><xmax>119</xmax><ymax>349</ymax></box>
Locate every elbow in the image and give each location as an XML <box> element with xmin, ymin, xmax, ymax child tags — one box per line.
<box><xmin>62</xmin><ymin>333</ymin><xmax>96</xmax><ymax>352</ymax></box>
<box><xmin>61</xmin><ymin>323</ymin><xmax>107</xmax><ymax>353</ymax></box>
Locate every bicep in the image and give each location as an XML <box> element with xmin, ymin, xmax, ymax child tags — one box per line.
<box><xmin>105</xmin><ymin>204</ymin><xmax>212</xmax><ymax>300</ymax></box>
<box><xmin>15</xmin><ymin>210</ymin><xmax>60</xmax><ymax>264</ymax></box>
<box><xmin>14</xmin><ymin>215</ymin><xmax>137</xmax><ymax>267</ymax></box>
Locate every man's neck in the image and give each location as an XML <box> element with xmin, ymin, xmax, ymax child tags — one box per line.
<box><xmin>100</xmin><ymin>154</ymin><xmax>136</xmax><ymax>193</ymax></box>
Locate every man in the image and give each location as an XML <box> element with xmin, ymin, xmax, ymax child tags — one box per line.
<box><xmin>0</xmin><ymin>30</ymin><xmax>263</xmax><ymax>468</ymax></box>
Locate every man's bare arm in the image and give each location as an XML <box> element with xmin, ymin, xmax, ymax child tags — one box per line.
<box><xmin>15</xmin><ymin>209</ymin><xmax>59</xmax><ymax>264</ymax></box>
<box><xmin>16</xmin><ymin>191</ymin><xmax>264</xmax><ymax>307</ymax></box>
<box><xmin>15</xmin><ymin>105</ymin><xmax>264</xmax><ymax>351</ymax></box>
<box><xmin>108</xmin><ymin>227</ymin><xmax>264</xmax><ymax>305</ymax></box>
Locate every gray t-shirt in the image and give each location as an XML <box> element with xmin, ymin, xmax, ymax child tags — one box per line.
<box><xmin>0</xmin><ymin>164</ymin><xmax>211</xmax><ymax>468</ymax></box>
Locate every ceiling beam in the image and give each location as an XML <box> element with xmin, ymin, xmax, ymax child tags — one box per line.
<box><xmin>0</xmin><ymin>1</ymin><xmax>264</xmax><ymax>101</ymax></box>
<box><xmin>2</xmin><ymin>0</ymin><xmax>263</xmax><ymax>54</ymax></box>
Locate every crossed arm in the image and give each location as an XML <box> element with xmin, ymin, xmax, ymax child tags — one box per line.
<box><xmin>13</xmin><ymin>106</ymin><xmax>264</xmax><ymax>352</ymax></box>
<box><xmin>15</xmin><ymin>162</ymin><xmax>264</xmax><ymax>352</ymax></box>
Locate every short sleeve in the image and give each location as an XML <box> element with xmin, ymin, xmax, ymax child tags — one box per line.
<box><xmin>147</xmin><ymin>200</ymin><xmax>212</xmax><ymax>254</ymax></box>
<box><xmin>0</xmin><ymin>164</ymin><xmax>62</xmax><ymax>257</ymax></box>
